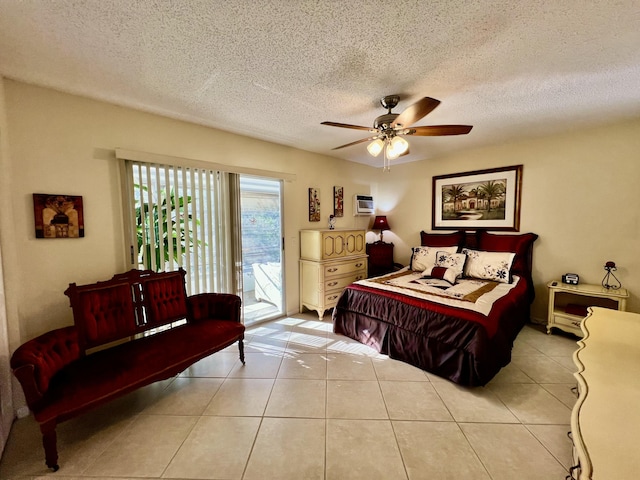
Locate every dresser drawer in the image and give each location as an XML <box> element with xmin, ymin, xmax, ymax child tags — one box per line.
<box><xmin>324</xmin><ymin>259</ymin><xmax>367</xmax><ymax>277</ymax></box>
<box><xmin>324</xmin><ymin>292</ymin><xmax>342</xmax><ymax>307</ymax></box>
<box><xmin>553</xmin><ymin>314</ymin><xmax>583</xmax><ymax>331</ymax></box>
<box><xmin>324</xmin><ymin>272</ymin><xmax>365</xmax><ymax>292</ymax></box>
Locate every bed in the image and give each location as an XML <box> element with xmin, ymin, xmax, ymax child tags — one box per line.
<box><xmin>332</xmin><ymin>230</ymin><xmax>538</xmax><ymax>386</ymax></box>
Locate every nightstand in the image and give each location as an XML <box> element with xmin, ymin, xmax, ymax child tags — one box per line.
<box><xmin>547</xmin><ymin>281</ymin><xmax>629</xmax><ymax>336</ymax></box>
<box><xmin>366</xmin><ymin>241</ymin><xmax>395</xmax><ymax>277</ymax></box>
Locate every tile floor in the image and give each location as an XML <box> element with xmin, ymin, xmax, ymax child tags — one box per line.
<box><xmin>0</xmin><ymin>312</ymin><xmax>580</xmax><ymax>479</ymax></box>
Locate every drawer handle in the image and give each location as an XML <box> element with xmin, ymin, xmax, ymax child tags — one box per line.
<box><xmin>327</xmin><ymin>281</ymin><xmax>338</xmax><ymax>287</ymax></box>
<box><xmin>328</xmin><ymin>295</ymin><xmax>338</xmax><ymax>300</ymax></box>
<box><xmin>571</xmin><ymin>321</ymin><xmax>581</xmax><ymax>327</ymax></box>
<box><xmin>327</xmin><ymin>267</ymin><xmax>338</xmax><ymax>272</ymax></box>
<box><xmin>355</xmin><ymin>275</ymin><xmax>364</xmax><ymax>280</ymax></box>
<box><xmin>355</xmin><ymin>263</ymin><xmax>363</xmax><ymax>267</ymax></box>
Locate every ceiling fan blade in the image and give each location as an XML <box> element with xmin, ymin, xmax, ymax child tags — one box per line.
<box><xmin>321</xmin><ymin>121</ymin><xmax>373</xmax><ymax>131</ymax></box>
<box><xmin>391</xmin><ymin>97</ymin><xmax>440</xmax><ymax>128</ymax></box>
<box><xmin>331</xmin><ymin>136</ymin><xmax>379</xmax><ymax>150</ymax></box>
<box><xmin>408</xmin><ymin>125</ymin><xmax>473</xmax><ymax>136</ymax></box>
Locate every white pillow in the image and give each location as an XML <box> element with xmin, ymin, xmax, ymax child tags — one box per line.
<box><xmin>410</xmin><ymin>245</ymin><xmax>458</xmax><ymax>271</ymax></box>
<box><xmin>462</xmin><ymin>248</ymin><xmax>515</xmax><ymax>283</ymax></box>
<box><xmin>434</xmin><ymin>250</ymin><xmax>467</xmax><ymax>280</ymax></box>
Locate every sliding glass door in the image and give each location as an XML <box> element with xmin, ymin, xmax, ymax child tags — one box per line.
<box><xmin>239</xmin><ymin>176</ymin><xmax>284</xmax><ymax>325</ymax></box>
<box><xmin>123</xmin><ymin>161</ymin><xmax>284</xmax><ymax>324</ymax></box>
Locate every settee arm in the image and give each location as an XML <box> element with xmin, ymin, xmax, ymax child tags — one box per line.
<box><xmin>10</xmin><ymin>326</ymin><xmax>80</xmax><ymax>410</ymax></box>
<box><xmin>187</xmin><ymin>293</ymin><xmax>242</xmax><ymax>324</ymax></box>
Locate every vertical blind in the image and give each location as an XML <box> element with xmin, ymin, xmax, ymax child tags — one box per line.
<box><xmin>124</xmin><ymin>160</ymin><xmax>233</xmax><ymax>295</ymax></box>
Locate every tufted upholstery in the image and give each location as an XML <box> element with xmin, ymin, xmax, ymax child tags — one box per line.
<box><xmin>11</xmin><ymin>268</ymin><xmax>244</xmax><ymax>471</ymax></box>
<box><xmin>143</xmin><ymin>272</ymin><xmax>188</xmax><ymax>326</ymax></box>
<box><xmin>74</xmin><ymin>283</ymin><xmax>137</xmax><ymax>349</ymax></box>
<box><xmin>10</xmin><ymin>326</ymin><xmax>80</xmax><ymax>406</ymax></box>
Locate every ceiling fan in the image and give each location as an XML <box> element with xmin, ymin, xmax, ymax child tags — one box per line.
<box><xmin>321</xmin><ymin>95</ymin><xmax>472</xmax><ymax>171</ymax></box>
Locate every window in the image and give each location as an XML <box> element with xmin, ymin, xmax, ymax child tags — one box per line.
<box><xmin>124</xmin><ymin>161</ymin><xmax>233</xmax><ymax>295</ymax></box>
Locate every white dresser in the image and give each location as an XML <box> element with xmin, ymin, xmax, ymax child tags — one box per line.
<box><xmin>570</xmin><ymin>307</ymin><xmax>640</xmax><ymax>479</ymax></box>
<box><xmin>299</xmin><ymin>229</ymin><xmax>367</xmax><ymax>319</ymax></box>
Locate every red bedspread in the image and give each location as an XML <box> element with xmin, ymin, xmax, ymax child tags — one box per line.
<box><xmin>332</xmin><ymin>276</ymin><xmax>531</xmax><ymax>386</ymax></box>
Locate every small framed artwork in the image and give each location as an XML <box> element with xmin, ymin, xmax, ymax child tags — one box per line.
<box><xmin>308</xmin><ymin>188</ymin><xmax>321</xmax><ymax>222</ymax></box>
<box><xmin>432</xmin><ymin>165</ymin><xmax>522</xmax><ymax>231</ymax></box>
<box><xmin>333</xmin><ymin>186</ymin><xmax>344</xmax><ymax>217</ymax></box>
<box><xmin>33</xmin><ymin>193</ymin><xmax>85</xmax><ymax>238</ymax></box>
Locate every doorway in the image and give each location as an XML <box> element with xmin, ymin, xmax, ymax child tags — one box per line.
<box><xmin>239</xmin><ymin>176</ymin><xmax>284</xmax><ymax>325</ymax></box>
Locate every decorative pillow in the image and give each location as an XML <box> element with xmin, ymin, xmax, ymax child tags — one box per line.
<box><xmin>422</xmin><ymin>266</ymin><xmax>458</xmax><ymax>286</ymax></box>
<box><xmin>476</xmin><ymin>231</ymin><xmax>538</xmax><ymax>277</ymax></box>
<box><xmin>419</xmin><ymin>230</ymin><xmax>464</xmax><ymax>248</ymax></box>
<box><xmin>410</xmin><ymin>245</ymin><xmax>458</xmax><ymax>271</ymax></box>
<box><xmin>462</xmin><ymin>248</ymin><xmax>515</xmax><ymax>283</ymax></box>
<box><xmin>435</xmin><ymin>250</ymin><xmax>466</xmax><ymax>274</ymax></box>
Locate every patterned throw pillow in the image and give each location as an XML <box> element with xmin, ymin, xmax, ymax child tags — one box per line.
<box><xmin>410</xmin><ymin>245</ymin><xmax>459</xmax><ymax>271</ymax></box>
<box><xmin>422</xmin><ymin>265</ymin><xmax>458</xmax><ymax>285</ymax></box>
<box><xmin>462</xmin><ymin>248</ymin><xmax>515</xmax><ymax>283</ymax></box>
<box><xmin>434</xmin><ymin>251</ymin><xmax>467</xmax><ymax>280</ymax></box>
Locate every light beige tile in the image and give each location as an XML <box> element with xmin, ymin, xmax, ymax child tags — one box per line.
<box><xmin>204</xmin><ymin>378</ymin><xmax>274</xmax><ymax>416</ymax></box>
<box><xmin>143</xmin><ymin>377</ymin><xmax>223</xmax><ymax>415</ymax></box>
<box><xmin>327</xmin><ymin>380</ymin><xmax>388</xmax><ymax>419</ymax></box>
<box><xmin>84</xmin><ymin>414</ymin><xmax>197</xmax><ymax>477</ymax></box>
<box><xmin>327</xmin><ymin>338</ymin><xmax>382</xmax><ymax>357</ymax></box>
<box><xmin>289</xmin><ymin>318</ymin><xmax>334</xmax><ymax>335</ymax></box>
<box><xmin>163</xmin><ymin>416</ymin><xmax>260</xmax><ymax>479</ymax></box>
<box><xmin>180</xmin><ymin>351</ymin><xmax>240</xmax><ymax>377</ymax></box>
<box><xmin>278</xmin><ymin>353</ymin><xmax>328</xmax><ymax>379</ymax></box>
<box><xmin>490</xmin><ymin>362</ymin><xmax>535</xmax><ymax>384</ymax></box>
<box><xmin>526</xmin><ymin>424</ymin><xmax>574</xmax><ymax>469</ymax></box>
<box><xmin>488</xmin><ymin>383</ymin><xmax>572</xmax><ymax>424</ymax></box>
<box><xmin>528</xmin><ymin>334</ymin><xmax>579</xmax><ymax>357</ymax></box>
<box><xmin>285</xmin><ymin>331</ymin><xmax>331</xmax><ymax>353</ymax></box>
<box><xmin>432</xmin><ymin>381</ymin><xmax>518</xmax><ymax>423</ymax></box>
<box><xmin>243</xmin><ymin>418</ymin><xmax>325</xmax><ymax>480</ymax></box>
<box><xmin>540</xmin><ymin>383</ymin><xmax>579</xmax><ymax>409</ymax></box>
<box><xmin>228</xmin><ymin>351</ymin><xmax>283</xmax><ymax>378</ymax></box>
<box><xmin>460</xmin><ymin>423</ymin><xmax>567</xmax><ymax>480</ymax></box>
<box><xmin>380</xmin><ymin>381</ymin><xmax>453</xmax><ymax>421</ymax></box>
<box><xmin>327</xmin><ymin>353</ymin><xmax>377</xmax><ymax>380</ymax></box>
<box><xmin>511</xmin><ymin>337</ymin><xmax>544</xmax><ymax>356</ymax></box>
<box><xmin>243</xmin><ymin>334</ymin><xmax>289</xmax><ymax>354</ymax></box>
<box><xmin>511</xmin><ymin>355</ymin><xmax>576</xmax><ymax>383</ymax></box>
<box><xmin>326</xmin><ymin>419</ymin><xmax>407</xmax><ymax>480</ymax></box>
<box><xmin>264</xmin><ymin>379</ymin><xmax>326</xmax><ymax>418</ymax></box>
<box><xmin>550</xmin><ymin>355</ymin><xmax>577</xmax><ymax>371</ymax></box>
<box><xmin>394</xmin><ymin>421</ymin><xmax>490</xmax><ymax>479</ymax></box>
<box><xmin>372</xmin><ymin>356</ymin><xmax>430</xmax><ymax>381</ymax></box>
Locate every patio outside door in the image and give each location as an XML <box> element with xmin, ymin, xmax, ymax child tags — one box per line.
<box><xmin>239</xmin><ymin>176</ymin><xmax>284</xmax><ymax>325</ymax></box>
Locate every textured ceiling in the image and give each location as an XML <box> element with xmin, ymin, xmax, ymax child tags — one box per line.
<box><xmin>1</xmin><ymin>1</ymin><xmax>639</xmax><ymax>167</ymax></box>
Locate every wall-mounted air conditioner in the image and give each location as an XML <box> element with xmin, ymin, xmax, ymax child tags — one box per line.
<box><xmin>354</xmin><ymin>194</ymin><xmax>374</xmax><ymax>216</ymax></box>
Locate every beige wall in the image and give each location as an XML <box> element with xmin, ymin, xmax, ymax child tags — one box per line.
<box><xmin>376</xmin><ymin>120</ymin><xmax>640</xmax><ymax>320</ymax></box>
<box><xmin>0</xmin><ymin>79</ymin><xmax>379</xmax><ymax>352</ymax></box>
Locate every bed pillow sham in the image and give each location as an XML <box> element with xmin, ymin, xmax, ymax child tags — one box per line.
<box><xmin>419</xmin><ymin>230</ymin><xmax>465</xmax><ymax>248</ymax></box>
<box><xmin>410</xmin><ymin>245</ymin><xmax>459</xmax><ymax>271</ymax></box>
<box><xmin>434</xmin><ymin>250</ymin><xmax>467</xmax><ymax>280</ymax></box>
<box><xmin>462</xmin><ymin>248</ymin><xmax>515</xmax><ymax>284</ymax></box>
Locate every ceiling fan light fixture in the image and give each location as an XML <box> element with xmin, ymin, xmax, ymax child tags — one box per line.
<box><xmin>367</xmin><ymin>138</ymin><xmax>384</xmax><ymax>157</ymax></box>
<box><xmin>386</xmin><ymin>136</ymin><xmax>409</xmax><ymax>160</ymax></box>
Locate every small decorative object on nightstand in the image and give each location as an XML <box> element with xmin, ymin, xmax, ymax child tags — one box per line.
<box><xmin>372</xmin><ymin>215</ymin><xmax>390</xmax><ymax>242</ymax></box>
<box><xmin>547</xmin><ymin>280</ymin><xmax>629</xmax><ymax>336</ymax></box>
<box><xmin>601</xmin><ymin>260</ymin><xmax>621</xmax><ymax>289</ymax></box>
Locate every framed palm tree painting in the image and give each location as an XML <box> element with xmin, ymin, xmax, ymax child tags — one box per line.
<box><xmin>432</xmin><ymin>165</ymin><xmax>522</xmax><ymax>231</ymax></box>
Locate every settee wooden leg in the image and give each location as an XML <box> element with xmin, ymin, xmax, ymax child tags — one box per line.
<box><xmin>40</xmin><ymin>421</ymin><xmax>59</xmax><ymax>471</ymax></box>
<box><xmin>239</xmin><ymin>338</ymin><xmax>245</xmax><ymax>365</ymax></box>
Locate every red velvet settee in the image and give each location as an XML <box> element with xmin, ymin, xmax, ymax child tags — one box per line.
<box><xmin>10</xmin><ymin>268</ymin><xmax>245</xmax><ymax>471</ymax></box>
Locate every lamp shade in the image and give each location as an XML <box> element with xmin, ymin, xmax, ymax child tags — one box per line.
<box><xmin>367</xmin><ymin>139</ymin><xmax>384</xmax><ymax>157</ymax></box>
<box><xmin>386</xmin><ymin>136</ymin><xmax>409</xmax><ymax>160</ymax></box>
<box><xmin>372</xmin><ymin>215</ymin><xmax>390</xmax><ymax>231</ymax></box>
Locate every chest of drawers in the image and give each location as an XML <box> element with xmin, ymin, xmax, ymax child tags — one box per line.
<box><xmin>299</xmin><ymin>229</ymin><xmax>367</xmax><ymax>319</ymax></box>
<box><xmin>570</xmin><ymin>307</ymin><xmax>640</xmax><ymax>479</ymax></box>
